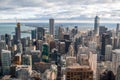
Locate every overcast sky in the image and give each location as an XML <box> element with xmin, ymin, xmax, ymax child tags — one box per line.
<box><xmin>0</xmin><ymin>0</ymin><xmax>120</xmax><ymax>23</ymax></box>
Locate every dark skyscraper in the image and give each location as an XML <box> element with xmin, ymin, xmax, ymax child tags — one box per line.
<box><xmin>15</xmin><ymin>23</ymin><xmax>21</xmax><ymax>42</ymax></box>
<box><xmin>31</xmin><ymin>29</ymin><xmax>36</xmax><ymax>40</ymax></box>
<box><xmin>101</xmin><ymin>33</ymin><xmax>111</xmax><ymax>60</ymax></box>
<box><xmin>116</xmin><ymin>23</ymin><xmax>120</xmax><ymax>36</ymax></box>
<box><xmin>94</xmin><ymin>16</ymin><xmax>100</xmax><ymax>35</ymax></box>
<box><xmin>37</xmin><ymin>27</ymin><xmax>45</xmax><ymax>40</ymax></box>
<box><xmin>49</xmin><ymin>18</ymin><xmax>54</xmax><ymax>35</ymax></box>
<box><xmin>42</xmin><ymin>42</ymin><xmax>49</xmax><ymax>62</ymax></box>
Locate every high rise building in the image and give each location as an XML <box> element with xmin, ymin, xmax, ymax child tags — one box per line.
<box><xmin>112</xmin><ymin>49</ymin><xmax>120</xmax><ymax>74</ymax></box>
<box><xmin>30</xmin><ymin>50</ymin><xmax>41</xmax><ymax>69</ymax></box>
<box><xmin>116</xmin><ymin>65</ymin><xmax>120</xmax><ymax>80</ymax></box>
<box><xmin>17</xmin><ymin>41</ymin><xmax>23</xmax><ymax>53</ymax></box>
<box><xmin>49</xmin><ymin>18</ymin><xmax>54</xmax><ymax>36</ymax></box>
<box><xmin>94</xmin><ymin>16</ymin><xmax>100</xmax><ymax>35</ymax></box>
<box><xmin>42</xmin><ymin>42</ymin><xmax>49</xmax><ymax>62</ymax></box>
<box><xmin>105</xmin><ymin>45</ymin><xmax>112</xmax><ymax>61</ymax></box>
<box><xmin>116</xmin><ymin>23</ymin><xmax>120</xmax><ymax>36</ymax></box>
<box><xmin>58</xmin><ymin>26</ymin><xmax>64</xmax><ymax>40</ymax></box>
<box><xmin>65</xmin><ymin>63</ymin><xmax>93</xmax><ymax>80</ymax></box>
<box><xmin>1</xmin><ymin>50</ymin><xmax>11</xmax><ymax>75</ymax></box>
<box><xmin>58</xmin><ymin>42</ymin><xmax>65</xmax><ymax>54</ymax></box>
<box><xmin>31</xmin><ymin>29</ymin><xmax>36</xmax><ymax>40</ymax></box>
<box><xmin>37</xmin><ymin>27</ymin><xmax>45</xmax><ymax>40</ymax></box>
<box><xmin>99</xmin><ymin>26</ymin><xmax>107</xmax><ymax>36</ymax></box>
<box><xmin>22</xmin><ymin>55</ymin><xmax>32</xmax><ymax>67</ymax></box>
<box><xmin>15</xmin><ymin>23</ymin><xmax>21</xmax><ymax>42</ymax></box>
<box><xmin>89</xmin><ymin>52</ymin><xmax>97</xmax><ymax>80</ymax></box>
<box><xmin>101</xmin><ymin>33</ymin><xmax>111</xmax><ymax>60</ymax></box>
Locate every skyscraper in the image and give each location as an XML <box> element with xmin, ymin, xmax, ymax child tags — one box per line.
<box><xmin>42</xmin><ymin>42</ymin><xmax>49</xmax><ymax>62</ymax></box>
<box><xmin>94</xmin><ymin>16</ymin><xmax>100</xmax><ymax>35</ymax></box>
<box><xmin>15</xmin><ymin>22</ymin><xmax>21</xmax><ymax>43</ymax></box>
<box><xmin>1</xmin><ymin>50</ymin><xmax>11</xmax><ymax>75</ymax></box>
<box><xmin>37</xmin><ymin>27</ymin><xmax>45</xmax><ymax>40</ymax></box>
<box><xmin>112</xmin><ymin>49</ymin><xmax>120</xmax><ymax>74</ymax></box>
<box><xmin>101</xmin><ymin>33</ymin><xmax>111</xmax><ymax>60</ymax></box>
<box><xmin>105</xmin><ymin>45</ymin><xmax>112</xmax><ymax>61</ymax></box>
<box><xmin>49</xmin><ymin>18</ymin><xmax>54</xmax><ymax>36</ymax></box>
<box><xmin>116</xmin><ymin>23</ymin><xmax>120</xmax><ymax>36</ymax></box>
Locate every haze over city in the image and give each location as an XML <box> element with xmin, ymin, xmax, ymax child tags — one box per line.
<box><xmin>0</xmin><ymin>0</ymin><xmax>120</xmax><ymax>23</ymax></box>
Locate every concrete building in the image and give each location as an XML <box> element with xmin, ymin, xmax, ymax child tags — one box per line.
<box><xmin>116</xmin><ymin>65</ymin><xmax>120</xmax><ymax>80</ymax></box>
<box><xmin>59</xmin><ymin>42</ymin><xmax>65</xmax><ymax>54</ymax></box>
<box><xmin>112</xmin><ymin>49</ymin><xmax>120</xmax><ymax>74</ymax></box>
<box><xmin>1</xmin><ymin>50</ymin><xmax>11</xmax><ymax>75</ymax></box>
<box><xmin>65</xmin><ymin>63</ymin><xmax>93</xmax><ymax>80</ymax></box>
<box><xmin>89</xmin><ymin>51</ymin><xmax>97</xmax><ymax>80</ymax></box>
<box><xmin>105</xmin><ymin>45</ymin><xmax>112</xmax><ymax>61</ymax></box>
<box><xmin>66</xmin><ymin>57</ymin><xmax>76</xmax><ymax>66</ymax></box>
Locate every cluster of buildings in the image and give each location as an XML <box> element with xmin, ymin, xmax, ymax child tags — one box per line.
<box><xmin>0</xmin><ymin>17</ymin><xmax>119</xmax><ymax>80</ymax></box>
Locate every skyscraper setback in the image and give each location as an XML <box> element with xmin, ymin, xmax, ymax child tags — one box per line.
<box><xmin>49</xmin><ymin>18</ymin><xmax>54</xmax><ymax>36</ymax></box>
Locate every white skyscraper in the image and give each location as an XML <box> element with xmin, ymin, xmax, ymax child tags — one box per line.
<box><xmin>49</xmin><ymin>18</ymin><xmax>54</xmax><ymax>36</ymax></box>
<box><xmin>112</xmin><ymin>49</ymin><xmax>120</xmax><ymax>74</ymax></box>
<box><xmin>89</xmin><ymin>51</ymin><xmax>97</xmax><ymax>80</ymax></box>
<box><xmin>105</xmin><ymin>45</ymin><xmax>112</xmax><ymax>61</ymax></box>
<box><xmin>1</xmin><ymin>49</ymin><xmax>11</xmax><ymax>75</ymax></box>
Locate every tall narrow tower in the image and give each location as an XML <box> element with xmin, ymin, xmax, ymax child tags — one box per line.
<box><xmin>94</xmin><ymin>16</ymin><xmax>100</xmax><ymax>35</ymax></box>
<box><xmin>15</xmin><ymin>22</ymin><xmax>21</xmax><ymax>41</ymax></box>
<box><xmin>49</xmin><ymin>18</ymin><xmax>54</xmax><ymax>36</ymax></box>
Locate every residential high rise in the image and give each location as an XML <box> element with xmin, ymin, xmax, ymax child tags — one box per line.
<box><xmin>94</xmin><ymin>16</ymin><xmax>100</xmax><ymax>35</ymax></box>
<box><xmin>1</xmin><ymin>50</ymin><xmax>11</xmax><ymax>75</ymax></box>
<box><xmin>49</xmin><ymin>18</ymin><xmax>54</xmax><ymax>36</ymax></box>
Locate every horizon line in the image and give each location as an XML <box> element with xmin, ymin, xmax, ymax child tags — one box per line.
<box><xmin>0</xmin><ymin>20</ymin><xmax>119</xmax><ymax>23</ymax></box>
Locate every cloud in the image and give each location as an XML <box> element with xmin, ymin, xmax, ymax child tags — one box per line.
<box><xmin>0</xmin><ymin>0</ymin><xmax>119</xmax><ymax>22</ymax></box>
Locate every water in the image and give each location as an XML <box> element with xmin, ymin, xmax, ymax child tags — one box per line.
<box><xmin>0</xmin><ymin>23</ymin><xmax>118</xmax><ymax>38</ymax></box>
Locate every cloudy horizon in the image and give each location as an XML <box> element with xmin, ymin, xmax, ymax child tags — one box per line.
<box><xmin>0</xmin><ymin>0</ymin><xmax>120</xmax><ymax>23</ymax></box>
